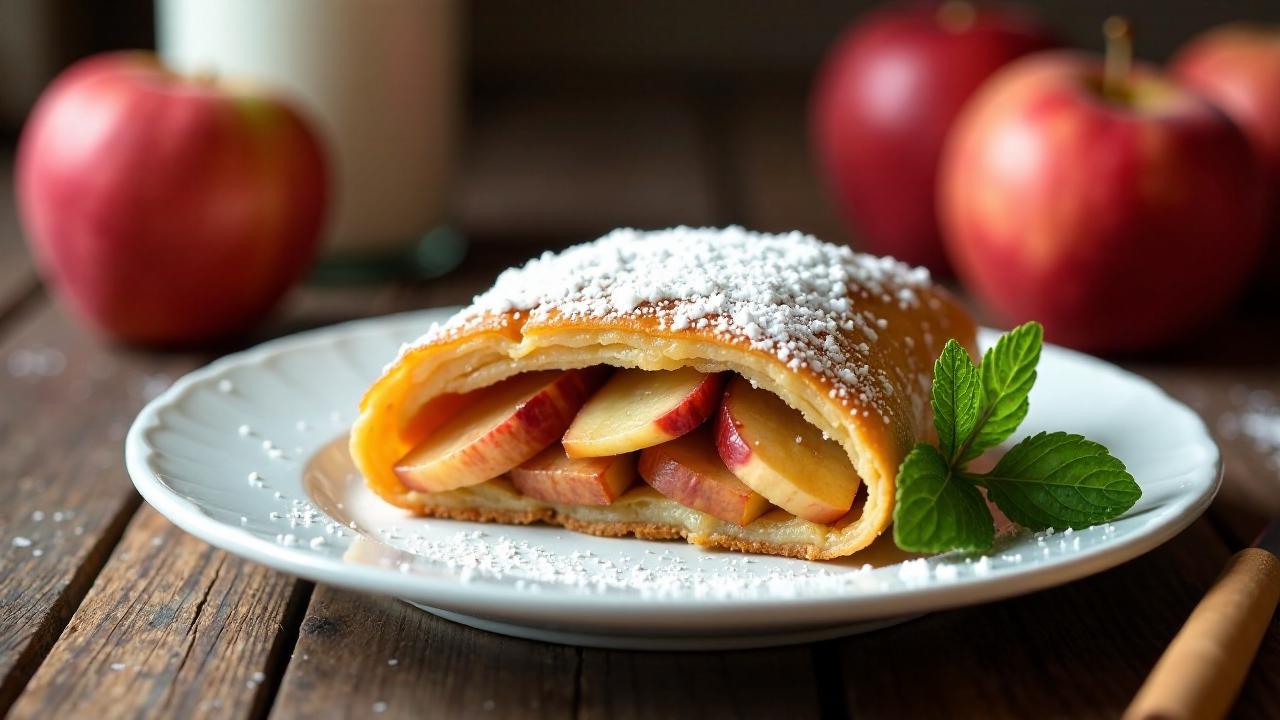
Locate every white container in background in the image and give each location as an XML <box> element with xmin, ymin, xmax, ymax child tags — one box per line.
<box><xmin>158</xmin><ymin>0</ymin><xmax>460</xmax><ymax>259</ymax></box>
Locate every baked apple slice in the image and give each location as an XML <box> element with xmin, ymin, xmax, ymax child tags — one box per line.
<box><xmin>509</xmin><ymin>444</ymin><xmax>636</xmax><ymax>505</ymax></box>
<box><xmin>394</xmin><ymin>368</ymin><xmax>607</xmax><ymax>493</ymax></box>
<box><xmin>562</xmin><ymin>368</ymin><xmax>724</xmax><ymax>457</ymax></box>
<box><xmin>638</xmin><ymin>428</ymin><xmax>770</xmax><ymax>526</ymax></box>
<box><xmin>715</xmin><ymin>377</ymin><xmax>857</xmax><ymax>524</ymax></box>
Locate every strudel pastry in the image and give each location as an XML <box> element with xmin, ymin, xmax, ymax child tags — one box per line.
<box><xmin>351</xmin><ymin>227</ymin><xmax>976</xmax><ymax>559</ymax></box>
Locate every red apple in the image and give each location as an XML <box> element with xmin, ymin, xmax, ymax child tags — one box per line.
<box><xmin>16</xmin><ymin>51</ymin><xmax>328</xmax><ymax>345</ymax></box>
<box><xmin>939</xmin><ymin>47</ymin><xmax>1266</xmax><ymax>352</ymax></box>
<box><xmin>562</xmin><ymin>368</ymin><xmax>725</xmax><ymax>458</ymax></box>
<box><xmin>1174</xmin><ymin>25</ymin><xmax>1280</xmax><ymax>255</ymax></box>
<box><xmin>715</xmin><ymin>377</ymin><xmax>858</xmax><ymax>524</ymax></box>
<box><xmin>395</xmin><ymin>369</ymin><xmax>608</xmax><ymax>493</ymax></box>
<box><xmin>638</xmin><ymin>428</ymin><xmax>770</xmax><ymax>527</ymax></box>
<box><xmin>509</xmin><ymin>445</ymin><xmax>636</xmax><ymax>506</ymax></box>
<box><xmin>810</xmin><ymin>1</ymin><xmax>1056</xmax><ymax>273</ymax></box>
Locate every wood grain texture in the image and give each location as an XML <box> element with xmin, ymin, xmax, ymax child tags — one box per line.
<box><xmin>0</xmin><ymin>300</ymin><xmax>202</xmax><ymax>711</ymax></box>
<box><xmin>8</xmin><ymin>507</ymin><xmax>307</xmax><ymax>720</ymax></box>
<box><xmin>832</xmin><ymin>520</ymin><xmax>1277</xmax><ymax>719</ymax></box>
<box><xmin>1125</xmin><ymin>548</ymin><xmax>1280</xmax><ymax>720</ymax></box>
<box><xmin>577</xmin><ymin>645</ymin><xmax>823</xmax><ymax>720</ymax></box>
<box><xmin>271</xmin><ymin>588</ymin><xmax>825</xmax><ymax>720</ymax></box>
<box><xmin>0</xmin><ymin>284</ymin><xmax>399</xmax><ymax>715</ymax></box>
<box><xmin>269</xmin><ymin>587</ymin><xmax>578</xmax><ymax>720</ymax></box>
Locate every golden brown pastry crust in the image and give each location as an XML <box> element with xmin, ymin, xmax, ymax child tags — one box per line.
<box><xmin>351</xmin><ymin>228</ymin><xmax>976</xmax><ymax>559</ymax></box>
<box><xmin>413</xmin><ymin>503</ymin><xmax>838</xmax><ymax>561</ymax></box>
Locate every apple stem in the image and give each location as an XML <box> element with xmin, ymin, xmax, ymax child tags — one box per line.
<box><xmin>936</xmin><ymin>1</ymin><xmax>976</xmax><ymax>33</ymax></box>
<box><xmin>1102</xmin><ymin>16</ymin><xmax>1133</xmax><ymax>102</ymax></box>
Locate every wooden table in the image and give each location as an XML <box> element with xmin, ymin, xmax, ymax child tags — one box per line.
<box><xmin>3</xmin><ymin>90</ymin><xmax>1280</xmax><ymax>719</ymax></box>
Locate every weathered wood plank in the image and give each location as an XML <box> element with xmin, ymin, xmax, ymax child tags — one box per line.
<box><xmin>0</xmin><ymin>284</ymin><xmax>400</xmax><ymax>715</ymax></box>
<box><xmin>8</xmin><ymin>507</ymin><xmax>307</xmax><ymax>720</ymax></box>
<box><xmin>272</xmin><ymin>592</ymin><xmax>818</xmax><ymax>719</ymax></box>
<box><xmin>577</xmin><ymin>645</ymin><xmax>823</xmax><ymax>720</ymax></box>
<box><xmin>0</xmin><ymin>299</ymin><xmax>203</xmax><ymax>711</ymax></box>
<box><xmin>833</xmin><ymin>520</ymin><xmax>1280</xmax><ymax>718</ymax></box>
<box><xmin>269</xmin><ymin>587</ymin><xmax>579</xmax><ymax>719</ymax></box>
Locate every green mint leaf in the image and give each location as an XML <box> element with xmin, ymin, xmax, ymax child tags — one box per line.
<box><xmin>977</xmin><ymin>431</ymin><xmax>1142</xmax><ymax>530</ymax></box>
<box><xmin>962</xmin><ymin>322</ymin><xmax>1043</xmax><ymax>462</ymax></box>
<box><xmin>931</xmin><ymin>340</ymin><xmax>980</xmax><ymax>463</ymax></box>
<box><xmin>893</xmin><ymin>443</ymin><xmax>995</xmax><ymax>553</ymax></box>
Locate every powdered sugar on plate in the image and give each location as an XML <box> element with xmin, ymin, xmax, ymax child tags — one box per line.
<box><xmin>396</xmin><ymin>226</ymin><xmax>934</xmax><ymax>418</ymax></box>
<box><xmin>339</xmin><ymin>518</ymin><xmax>1126</xmax><ymax>601</ymax></box>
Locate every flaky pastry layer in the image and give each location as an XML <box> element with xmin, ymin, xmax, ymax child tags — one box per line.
<box><xmin>407</xmin><ymin>480</ymin><xmax>855</xmax><ymax>560</ymax></box>
<box><xmin>352</xmin><ymin>305</ymin><xmax>973</xmax><ymax>560</ymax></box>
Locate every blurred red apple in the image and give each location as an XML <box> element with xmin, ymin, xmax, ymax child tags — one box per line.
<box><xmin>939</xmin><ymin>31</ymin><xmax>1265</xmax><ymax>352</ymax></box>
<box><xmin>1174</xmin><ymin>25</ymin><xmax>1280</xmax><ymax>255</ymax></box>
<box><xmin>17</xmin><ymin>51</ymin><xmax>328</xmax><ymax>345</ymax></box>
<box><xmin>810</xmin><ymin>1</ymin><xmax>1057</xmax><ymax>274</ymax></box>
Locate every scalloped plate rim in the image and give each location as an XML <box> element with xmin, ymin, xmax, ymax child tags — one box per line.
<box><xmin>126</xmin><ymin>308</ymin><xmax>1222</xmax><ymax>632</ymax></box>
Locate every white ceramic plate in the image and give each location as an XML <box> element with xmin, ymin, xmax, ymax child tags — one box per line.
<box><xmin>127</xmin><ymin>309</ymin><xmax>1221</xmax><ymax>650</ymax></box>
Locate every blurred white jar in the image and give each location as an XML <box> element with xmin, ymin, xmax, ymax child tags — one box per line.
<box><xmin>158</xmin><ymin>0</ymin><xmax>459</xmax><ymax>259</ymax></box>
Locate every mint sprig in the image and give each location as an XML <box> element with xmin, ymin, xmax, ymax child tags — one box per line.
<box><xmin>893</xmin><ymin>445</ymin><xmax>994</xmax><ymax>553</ymax></box>
<box><xmin>965</xmin><ymin>322</ymin><xmax>1041</xmax><ymax>462</ymax></box>
<box><xmin>931</xmin><ymin>340</ymin><xmax>979</xmax><ymax>463</ymax></box>
<box><xmin>893</xmin><ymin>322</ymin><xmax>1141</xmax><ymax>553</ymax></box>
<box><xmin>980</xmin><ymin>431</ymin><xmax>1142</xmax><ymax>530</ymax></box>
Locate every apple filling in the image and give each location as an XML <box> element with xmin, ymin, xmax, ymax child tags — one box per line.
<box><xmin>393</xmin><ymin>367</ymin><xmax>863</xmax><ymax>527</ymax></box>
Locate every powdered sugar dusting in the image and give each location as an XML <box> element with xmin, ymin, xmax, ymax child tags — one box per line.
<box><xmin>340</xmin><ymin>518</ymin><xmax>1126</xmax><ymax>600</ymax></box>
<box><xmin>404</xmin><ymin>226</ymin><xmax>933</xmax><ymax>416</ymax></box>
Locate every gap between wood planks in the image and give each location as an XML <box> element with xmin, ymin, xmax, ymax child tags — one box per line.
<box><xmin>248</xmin><ymin>582</ymin><xmax>314</xmax><ymax>720</ymax></box>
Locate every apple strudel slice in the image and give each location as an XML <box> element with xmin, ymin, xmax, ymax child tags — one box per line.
<box><xmin>351</xmin><ymin>226</ymin><xmax>976</xmax><ymax>559</ymax></box>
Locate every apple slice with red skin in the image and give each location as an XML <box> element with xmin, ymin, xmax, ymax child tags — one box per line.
<box><xmin>715</xmin><ymin>377</ymin><xmax>857</xmax><ymax>524</ymax></box>
<box><xmin>562</xmin><ymin>368</ymin><xmax>725</xmax><ymax>458</ymax></box>
<box><xmin>638</xmin><ymin>428</ymin><xmax>770</xmax><ymax>526</ymax></box>
<box><xmin>394</xmin><ymin>368</ymin><xmax>608</xmax><ymax>493</ymax></box>
<box><xmin>509</xmin><ymin>445</ymin><xmax>636</xmax><ymax>505</ymax></box>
